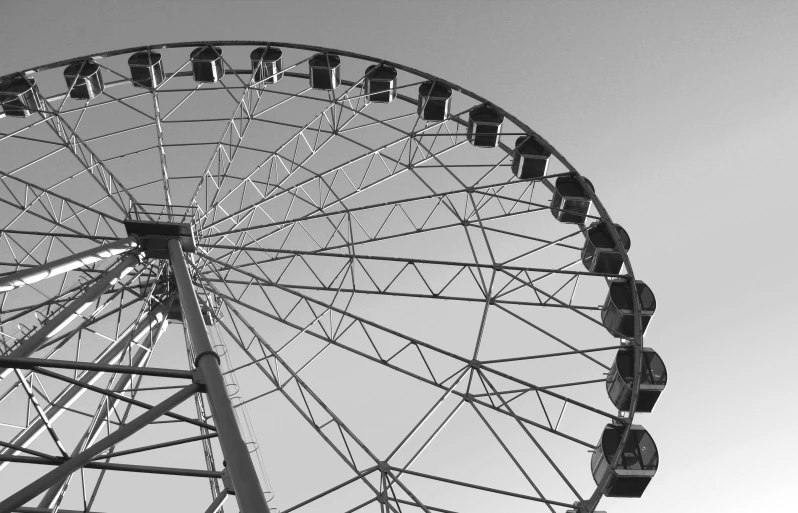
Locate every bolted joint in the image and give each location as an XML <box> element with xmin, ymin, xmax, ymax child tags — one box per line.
<box><xmin>191</xmin><ymin>367</ymin><xmax>208</xmax><ymax>392</ymax></box>
<box><xmin>221</xmin><ymin>466</ymin><xmax>236</xmax><ymax>495</ymax></box>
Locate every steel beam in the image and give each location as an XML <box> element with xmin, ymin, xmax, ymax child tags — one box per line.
<box><xmin>16</xmin><ymin>508</ymin><xmax>108</xmax><ymax>513</ymax></box>
<box><xmin>0</xmin><ymin>454</ymin><xmax>222</xmax><ymax>478</ymax></box>
<box><xmin>29</xmin><ymin>365</ymin><xmax>214</xmax><ymax>431</ymax></box>
<box><xmin>168</xmin><ymin>238</ymin><xmax>269</xmax><ymax>513</ymax></box>
<box><xmin>89</xmin><ymin>433</ymin><xmax>217</xmax><ymax>461</ymax></box>
<box><xmin>0</xmin><ymin>236</ymin><xmax>139</xmax><ymax>293</ymax></box>
<box><xmin>0</xmin><ymin>356</ymin><xmax>193</xmax><ymax>380</ymax></box>
<box><xmin>203</xmin><ymin>491</ymin><xmax>228</xmax><ymax>513</ymax></box>
<box><xmin>0</xmin><ymin>383</ymin><xmax>199</xmax><ymax>512</ymax></box>
<box><xmin>0</xmin><ymin>253</ymin><xmax>140</xmax><ymax>382</ymax></box>
<box><xmin>0</xmin><ymin>304</ymin><xmax>167</xmax><ymax>472</ymax></box>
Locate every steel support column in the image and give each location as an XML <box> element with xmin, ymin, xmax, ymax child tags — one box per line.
<box><xmin>0</xmin><ymin>236</ymin><xmax>139</xmax><ymax>293</ymax></box>
<box><xmin>168</xmin><ymin>238</ymin><xmax>268</xmax><ymax>513</ymax></box>
<box><xmin>0</xmin><ymin>253</ymin><xmax>140</xmax><ymax>382</ymax></box>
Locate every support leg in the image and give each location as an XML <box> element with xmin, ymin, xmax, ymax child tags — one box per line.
<box><xmin>168</xmin><ymin>238</ymin><xmax>269</xmax><ymax>513</ymax></box>
<box><xmin>0</xmin><ymin>236</ymin><xmax>139</xmax><ymax>293</ymax></box>
<box><xmin>0</xmin><ymin>253</ymin><xmax>140</xmax><ymax>381</ymax></box>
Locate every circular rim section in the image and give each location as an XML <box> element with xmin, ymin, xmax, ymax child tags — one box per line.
<box><xmin>0</xmin><ymin>41</ymin><xmax>655</xmax><ymax>513</ymax></box>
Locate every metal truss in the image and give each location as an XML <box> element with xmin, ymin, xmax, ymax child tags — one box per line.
<box><xmin>0</xmin><ymin>42</ymin><xmax>656</xmax><ymax>513</ymax></box>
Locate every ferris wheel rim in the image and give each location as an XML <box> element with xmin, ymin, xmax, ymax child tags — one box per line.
<box><xmin>0</xmin><ymin>41</ymin><xmax>660</xmax><ymax>513</ymax></box>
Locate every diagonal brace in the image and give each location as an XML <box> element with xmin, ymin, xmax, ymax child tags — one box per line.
<box><xmin>0</xmin><ymin>383</ymin><xmax>200</xmax><ymax>512</ymax></box>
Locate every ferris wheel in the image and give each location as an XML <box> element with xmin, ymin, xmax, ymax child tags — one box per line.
<box><xmin>0</xmin><ymin>42</ymin><xmax>667</xmax><ymax>513</ymax></box>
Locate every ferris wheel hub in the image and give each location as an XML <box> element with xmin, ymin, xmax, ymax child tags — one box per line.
<box><xmin>123</xmin><ymin>205</ymin><xmax>198</xmax><ymax>258</ymax></box>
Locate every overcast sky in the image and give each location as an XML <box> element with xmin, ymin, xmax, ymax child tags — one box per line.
<box><xmin>1</xmin><ymin>1</ymin><xmax>796</xmax><ymax>512</ymax></box>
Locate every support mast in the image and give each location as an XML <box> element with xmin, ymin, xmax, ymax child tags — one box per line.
<box><xmin>168</xmin><ymin>238</ymin><xmax>268</xmax><ymax>513</ymax></box>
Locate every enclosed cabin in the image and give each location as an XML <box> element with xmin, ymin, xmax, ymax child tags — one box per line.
<box><xmin>467</xmin><ymin>104</ymin><xmax>504</xmax><ymax>148</ymax></box>
<box><xmin>550</xmin><ymin>175</ymin><xmax>594</xmax><ymax>224</ymax></box>
<box><xmin>601</xmin><ymin>279</ymin><xmax>656</xmax><ymax>339</ymax></box>
<box><xmin>0</xmin><ymin>76</ymin><xmax>41</xmax><ymax>118</ymax></box>
<box><xmin>251</xmin><ymin>47</ymin><xmax>283</xmax><ymax>85</ymax></box>
<box><xmin>591</xmin><ymin>423</ymin><xmax>658</xmax><ymax>497</ymax></box>
<box><xmin>581</xmin><ymin>221</ymin><xmax>631</xmax><ymax>275</ymax></box>
<box><xmin>190</xmin><ymin>46</ymin><xmax>224</xmax><ymax>83</ymax></box>
<box><xmin>606</xmin><ymin>346</ymin><xmax>667</xmax><ymax>413</ymax></box>
<box><xmin>511</xmin><ymin>136</ymin><xmax>551</xmax><ymax>180</ymax></box>
<box><xmin>128</xmin><ymin>51</ymin><xmax>165</xmax><ymax>89</ymax></box>
<box><xmin>417</xmin><ymin>81</ymin><xmax>452</xmax><ymax>122</ymax></box>
<box><xmin>364</xmin><ymin>64</ymin><xmax>397</xmax><ymax>104</ymax></box>
<box><xmin>309</xmin><ymin>53</ymin><xmax>341</xmax><ymax>90</ymax></box>
<box><xmin>64</xmin><ymin>60</ymin><xmax>104</xmax><ymax>100</ymax></box>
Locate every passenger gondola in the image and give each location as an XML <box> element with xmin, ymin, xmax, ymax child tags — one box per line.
<box><xmin>364</xmin><ymin>64</ymin><xmax>397</xmax><ymax>104</ymax></box>
<box><xmin>417</xmin><ymin>81</ymin><xmax>452</xmax><ymax>121</ymax></box>
<box><xmin>550</xmin><ymin>175</ymin><xmax>594</xmax><ymax>224</ymax></box>
<box><xmin>0</xmin><ymin>76</ymin><xmax>40</xmax><ymax>118</ymax></box>
<box><xmin>606</xmin><ymin>346</ymin><xmax>667</xmax><ymax>412</ymax></box>
<box><xmin>190</xmin><ymin>46</ymin><xmax>224</xmax><ymax>83</ymax></box>
<box><xmin>64</xmin><ymin>60</ymin><xmax>104</xmax><ymax>100</ymax></box>
<box><xmin>309</xmin><ymin>53</ymin><xmax>341</xmax><ymax>90</ymax></box>
<box><xmin>467</xmin><ymin>104</ymin><xmax>504</xmax><ymax>147</ymax></box>
<box><xmin>591</xmin><ymin>423</ymin><xmax>659</xmax><ymax>497</ymax></box>
<box><xmin>601</xmin><ymin>279</ymin><xmax>656</xmax><ymax>338</ymax></box>
<box><xmin>128</xmin><ymin>51</ymin><xmax>165</xmax><ymax>89</ymax></box>
<box><xmin>581</xmin><ymin>221</ymin><xmax>631</xmax><ymax>275</ymax></box>
<box><xmin>251</xmin><ymin>47</ymin><xmax>283</xmax><ymax>84</ymax></box>
<box><xmin>511</xmin><ymin>135</ymin><xmax>551</xmax><ymax>179</ymax></box>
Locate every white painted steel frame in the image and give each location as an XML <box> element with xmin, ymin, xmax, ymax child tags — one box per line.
<box><xmin>0</xmin><ymin>236</ymin><xmax>139</xmax><ymax>293</ymax></box>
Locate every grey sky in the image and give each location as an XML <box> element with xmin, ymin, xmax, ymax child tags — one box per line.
<box><xmin>1</xmin><ymin>1</ymin><xmax>796</xmax><ymax>512</ymax></box>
